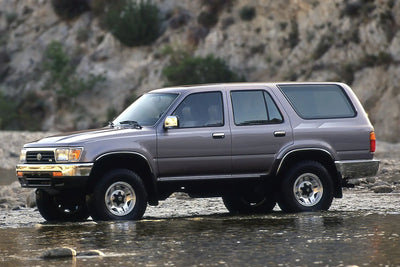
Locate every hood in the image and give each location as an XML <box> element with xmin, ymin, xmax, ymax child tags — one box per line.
<box><xmin>24</xmin><ymin>127</ymin><xmax>153</xmax><ymax>148</ymax></box>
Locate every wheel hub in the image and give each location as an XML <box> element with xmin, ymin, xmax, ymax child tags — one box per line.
<box><xmin>112</xmin><ymin>190</ymin><xmax>126</xmax><ymax>207</ymax></box>
<box><xmin>293</xmin><ymin>173</ymin><xmax>323</xmax><ymax>207</ymax></box>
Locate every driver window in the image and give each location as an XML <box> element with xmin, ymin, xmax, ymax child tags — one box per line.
<box><xmin>173</xmin><ymin>92</ymin><xmax>224</xmax><ymax>128</ymax></box>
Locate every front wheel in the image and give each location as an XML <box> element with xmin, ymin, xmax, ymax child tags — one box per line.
<box><xmin>277</xmin><ymin>161</ymin><xmax>333</xmax><ymax>212</ymax></box>
<box><xmin>87</xmin><ymin>169</ymin><xmax>147</xmax><ymax>221</ymax></box>
<box><xmin>36</xmin><ymin>190</ymin><xmax>90</xmax><ymax>222</ymax></box>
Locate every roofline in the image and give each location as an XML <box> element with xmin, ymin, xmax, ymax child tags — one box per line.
<box><xmin>149</xmin><ymin>82</ymin><xmax>349</xmax><ymax>93</ymax></box>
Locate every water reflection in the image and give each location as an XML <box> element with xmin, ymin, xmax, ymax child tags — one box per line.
<box><xmin>1</xmin><ymin>212</ymin><xmax>399</xmax><ymax>266</ymax></box>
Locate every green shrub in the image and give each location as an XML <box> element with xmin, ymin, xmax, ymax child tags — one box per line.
<box><xmin>0</xmin><ymin>91</ymin><xmax>17</xmax><ymax>129</ymax></box>
<box><xmin>42</xmin><ymin>41</ymin><xmax>105</xmax><ymax>99</ymax></box>
<box><xmin>360</xmin><ymin>52</ymin><xmax>393</xmax><ymax>67</ymax></box>
<box><xmin>239</xmin><ymin>6</ymin><xmax>256</xmax><ymax>21</ymax></box>
<box><xmin>197</xmin><ymin>11</ymin><xmax>218</xmax><ymax>28</ymax></box>
<box><xmin>288</xmin><ymin>20</ymin><xmax>299</xmax><ymax>48</ymax></box>
<box><xmin>163</xmin><ymin>53</ymin><xmax>245</xmax><ymax>86</ymax></box>
<box><xmin>51</xmin><ymin>0</ymin><xmax>90</xmax><ymax>20</ymax></box>
<box><xmin>104</xmin><ymin>0</ymin><xmax>161</xmax><ymax>47</ymax></box>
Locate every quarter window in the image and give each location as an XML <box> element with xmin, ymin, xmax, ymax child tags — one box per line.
<box><xmin>173</xmin><ymin>92</ymin><xmax>224</xmax><ymax>128</ymax></box>
<box><xmin>279</xmin><ymin>84</ymin><xmax>356</xmax><ymax>119</ymax></box>
<box><xmin>231</xmin><ymin>90</ymin><xmax>283</xmax><ymax>126</ymax></box>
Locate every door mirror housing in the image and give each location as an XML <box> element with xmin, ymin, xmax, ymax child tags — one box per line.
<box><xmin>164</xmin><ymin>116</ymin><xmax>179</xmax><ymax>129</ymax></box>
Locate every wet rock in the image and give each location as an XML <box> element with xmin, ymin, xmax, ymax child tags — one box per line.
<box><xmin>77</xmin><ymin>250</ymin><xmax>105</xmax><ymax>257</ymax></box>
<box><xmin>348</xmin><ymin>179</ymin><xmax>361</xmax><ymax>186</ymax></box>
<box><xmin>41</xmin><ymin>247</ymin><xmax>76</xmax><ymax>259</ymax></box>
<box><xmin>371</xmin><ymin>185</ymin><xmax>393</xmax><ymax>194</ymax></box>
<box><xmin>26</xmin><ymin>190</ymin><xmax>36</xmax><ymax>208</ymax></box>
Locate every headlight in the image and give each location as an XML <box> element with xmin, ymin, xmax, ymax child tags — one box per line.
<box><xmin>55</xmin><ymin>148</ymin><xmax>83</xmax><ymax>162</ymax></box>
<box><xmin>19</xmin><ymin>149</ymin><xmax>27</xmax><ymax>163</ymax></box>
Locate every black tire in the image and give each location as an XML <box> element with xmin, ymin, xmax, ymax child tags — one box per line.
<box><xmin>87</xmin><ymin>169</ymin><xmax>147</xmax><ymax>221</ymax></box>
<box><xmin>36</xmin><ymin>189</ymin><xmax>90</xmax><ymax>222</ymax></box>
<box><xmin>277</xmin><ymin>161</ymin><xmax>333</xmax><ymax>212</ymax></box>
<box><xmin>222</xmin><ymin>192</ymin><xmax>276</xmax><ymax>214</ymax></box>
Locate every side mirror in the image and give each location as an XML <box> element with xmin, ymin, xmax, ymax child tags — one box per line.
<box><xmin>164</xmin><ymin>116</ymin><xmax>178</xmax><ymax>129</ymax></box>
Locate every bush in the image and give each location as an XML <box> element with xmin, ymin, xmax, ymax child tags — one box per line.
<box><xmin>197</xmin><ymin>11</ymin><xmax>218</xmax><ymax>28</ymax></box>
<box><xmin>163</xmin><ymin>53</ymin><xmax>245</xmax><ymax>86</ymax></box>
<box><xmin>104</xmin><ymin>0</ymin><xmax>161</xmax><ymax>47</ymax></box>
<box><xmin>0</xmin><ymin>91</ymin><xmax>17</xmax><ymax>129</ymax></box>
<box><xmin>239</xmin><ymin>6</ymin><xmax>256</xmax><ymax>21</ymax></box>
<box><xmin>42</xmin><ymin>41</ymin><xmax>105</xmax><ymax>99</ymax></box>
<box><xmin>51</xmin><ymin>0</ymin><xmax>90</xmax><ymax>20</ymax></box>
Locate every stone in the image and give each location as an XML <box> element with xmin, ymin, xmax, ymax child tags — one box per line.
<box><xmin>77</xmin><ymin>250</ymin><xmax>105</xmax><ymax>257</ymax></box>
<box><xmin>26</xmin><ymin>190</ymin><xmax>36</xmax><ymax>208</ymax></box>
<box><xmin>371</xmin><ymin>185</ymin><xmax>393</xmax><ymax>194</ymax></box>
<box><xmin>366</xmin><ymin>177</ymin><xmax>376</xmax><ymax>184</ymax></box>
<box><xmin>41</xmin><ymin>247</ymin><xmax>77</xmax><ymax>259</ymax></box>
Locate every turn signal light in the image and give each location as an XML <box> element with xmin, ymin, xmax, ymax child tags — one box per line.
<box><xmin>370</xmin><ymin>131</ymin><xmax>376</xmax><ymax>153</ymax></box>
<box><xmin>52</xmin><ymin>172</ymin><xmax>63</xmax><ymax>177</ymax></box>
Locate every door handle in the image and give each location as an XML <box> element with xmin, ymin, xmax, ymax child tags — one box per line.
<box><xmin>274</xmin><ymin>131</ymin><xmax>286</xmax><ymax>137</ymax></box>
<box><xmin>212</xmin><ymin>133</ymin><xmax>225</xmax><ymax>139</ymax></box>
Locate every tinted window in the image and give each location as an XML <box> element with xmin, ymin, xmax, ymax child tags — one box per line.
<box><xmin>173</xmin><ymin>92</ymin><xmax>224</xmax><ymax>128</ymax></box>
<box><xmin>231</xmin><ymin>90</ymin><xmax>283</xmax><ymax>126</ymax></box>
<box><xmin>279</xmin><ymin>84</ymin><xmax>356</xmax><ymax>119</ymax></box>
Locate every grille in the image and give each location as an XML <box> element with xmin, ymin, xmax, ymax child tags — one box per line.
<box><xmin>26</xmin><ymin>151</ymin><xmax>55</xmax><ymax>163</ymax></box>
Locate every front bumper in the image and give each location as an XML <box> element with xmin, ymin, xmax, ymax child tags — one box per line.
<box><xmin>16</xmin><ymin>163</ymin><xmax>93</xmax><ymax>188</ymax></box>
<box><xmin>335</xmin><ymin>159</ymin><xmax>380</xmax><ymax>179</ymax></box>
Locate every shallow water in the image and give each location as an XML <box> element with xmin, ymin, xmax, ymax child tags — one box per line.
<box><xmin>1</xmin><ymin>191</ymin><xmax>400</xmax><ymax>267</ymax></box>
<box><xmin>0</xmin><ymin>212</ymin><xmax>399</xmax><ymax>266</ymax></box>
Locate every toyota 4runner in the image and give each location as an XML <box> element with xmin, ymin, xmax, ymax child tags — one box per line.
<box><xmin>16</xmin><ymin>82</ymin><xmax>379</xmax><ymax>221</ymax></box>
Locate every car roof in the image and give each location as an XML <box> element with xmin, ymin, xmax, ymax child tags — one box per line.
<box><xmin>149</xmin><ymin>82</ymin><xmax>347</xmax><ymax>94</ymax></box>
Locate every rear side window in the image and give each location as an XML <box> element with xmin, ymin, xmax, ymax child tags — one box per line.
<box><xmin>231</xmin><ymin>90</ymin><xmax>283</xmax><ymax>125</ymax></box>
<box><xmin>279</xmin><ymin>84</ymin><xmax>356</xmax><ymax>119</ymax></box>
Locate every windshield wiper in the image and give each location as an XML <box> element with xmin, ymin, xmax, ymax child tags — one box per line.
<box><xmin>118</xmin><ymin>120</ymin><xmax>142</xmax><ymax>129</ymax></box>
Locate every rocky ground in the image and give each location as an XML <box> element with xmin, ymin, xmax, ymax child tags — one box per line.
<box><xmin>0</xmin><ymin>131</ymin><xmax>399</xmax><ymax>212</ymax></box>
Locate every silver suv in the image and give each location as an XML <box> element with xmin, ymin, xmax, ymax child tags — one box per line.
<box><xmin>16</xmin><ymin>82</ymin><xmax>379</xmax><ymax>221</ymax></box>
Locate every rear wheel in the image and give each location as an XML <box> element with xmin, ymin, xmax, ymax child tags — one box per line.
<box><xmin>223</xmin><ymin>191</ymin><xmax>276</xmax><ymax>214</ymax></box>
<box><xmin>87</xmin><ymin>169</ymin><xmax>147</xmax><ymax>221</ymax></box>
<box><xmin>36</xmin><ymin>189</ymin><xmax>89</xmax><ymax>222</ymax></box>
<box><xmin>277</xmin><ymin>161</ymin><xmax>333</xmax><ymax>212</ymax></box>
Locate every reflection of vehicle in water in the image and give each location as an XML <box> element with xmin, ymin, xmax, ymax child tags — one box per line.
<box><xmin>16</xmin><ymin>82</ymin><xmax>379</xmax><ymax>222</ymax></box>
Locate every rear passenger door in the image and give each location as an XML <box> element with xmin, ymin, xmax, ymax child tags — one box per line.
<box><xmin>229</xmin><ymin>86</ymin><xmax>293</xmax><ymax>175</ymax></box>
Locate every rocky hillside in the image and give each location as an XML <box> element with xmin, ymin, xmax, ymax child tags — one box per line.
<box><xmin>0</xmin><ymin>0</ymin><xmax>399</xmax><ymax>141</ymax></box>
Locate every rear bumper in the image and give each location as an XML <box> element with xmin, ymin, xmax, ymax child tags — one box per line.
<box><xmin>335</xmin><ymin>159</ymin><xmax>380</xmax><ymax>179</ymax></box>
<box><xmin>16</xmin><ymin>163</ymin><xmax>93</xmax><ymax>188</ymax></box>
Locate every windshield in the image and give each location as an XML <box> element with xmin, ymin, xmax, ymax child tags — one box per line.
<box><xmin>113</xmin><ymin>93</ymin><xmax>178</xmax><ymax>127</ymax></box>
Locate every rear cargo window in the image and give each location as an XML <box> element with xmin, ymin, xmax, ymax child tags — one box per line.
<box><xmin>279</xmin><ymin>84</ymin><xmax>356</xmax><ymax>119</ymax></box>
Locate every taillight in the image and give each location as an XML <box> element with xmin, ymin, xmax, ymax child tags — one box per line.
<box><xmin>370</xmin><ymin>131</ymin><xmax>376</xmax><ymax>153</ymax></box>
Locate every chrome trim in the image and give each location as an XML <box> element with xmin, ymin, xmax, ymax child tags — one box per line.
<box><xmin>276</xmin><ymin>148</ymin><xmax>333</xmax><ymax>174</ymax></box>
<box><xmin>16</xmin><ymin>163</ymin><xmax>93</xmax><ymax>177</ymax></box>
<box><xmin>335</xmin><ymin>159</ymin><xmax>380</xmax><ymax>179</ymax></box>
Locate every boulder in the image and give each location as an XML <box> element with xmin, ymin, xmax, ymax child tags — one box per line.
<box><xmin>41</xmin><ymin>247</ymin><xmax>77</xmax><ymax>259</ymax></box>
<box><xmin>371</xmin><ymin>185</ymin><xmax>393</xmax><ymax>194</ymax></box>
